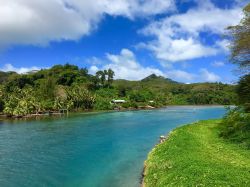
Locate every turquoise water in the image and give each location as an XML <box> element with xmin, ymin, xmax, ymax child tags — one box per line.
<box><xmin>0</xmin><ymin>106</ymin><xmax>226</xmax><ymax>187</ymax></box>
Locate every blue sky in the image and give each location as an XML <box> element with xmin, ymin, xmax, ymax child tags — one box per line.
<box><xmin>0</xmin><ymin>0</ymin><xmax>247</xmax><ymax>83</ymax></box>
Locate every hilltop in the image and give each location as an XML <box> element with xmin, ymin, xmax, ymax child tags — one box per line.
<box><xmin>141</xmin><ymin>74</ymin><xmax>179</xmax><ymax>84</ymax></box>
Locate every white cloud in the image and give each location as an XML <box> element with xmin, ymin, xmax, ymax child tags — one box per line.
<box><xmin>139</xmin><ymin>0</ymin><xmax>242</xmax><ymax>63</ymax></box>
<box><xmin>215</xmin><ymin>39</ymin><xmax>230</xmax><ymax>53</ymax></box>
<box><xmin>211</xmin><ymin>61</ymin><xmax>225</xmax><ymax>67</ymax></box>
<box><xmin>89</xmin><ymin>65</ymin><xmax>99</xmax><ymax>75</ymax></box>
<box><xmin>199</xmin><ymin>68</ymin><xmax>220</xmax><ymax>82</ymax></box>
<box><xmin>165</xmin><ymin>68</ymin><xmax>220</xmax><ymax>83</ymax></box>
<box><xmin>0</xmin><ymin>63</ymin><xmax>43</xmax><ymax>74</ymax></box>
<box><xmin>0</xmin><ymin>0</ymin><xmax>175</xmax><ymax>49</ymax></box>
<box><xmin>86</xmin><ymin>57</ymin><xmax>103</xmax><ymax>65</ymax></box>
<box><xmin>140</xmin><ymin>37</ymin><xmax>217</xmax><ymax>62</ymax></box>
<box><xmin>89</xmin><ymin>49</ymin><xmax>165</xmax><ymax>80</ymax></box>
<box><xmin>90</xmin><ymin>0</ymin><xmax>175</xmax><ymax>18</ymax></box>
<box><xmin>88</xmin><ymin>48</ymin><xmax>221</xmax><ymax>83</ymax></box>
<box><xmin>165</xmin><ymin>69</ymin><xmax>195</xmax><ymax>82</ymax></box>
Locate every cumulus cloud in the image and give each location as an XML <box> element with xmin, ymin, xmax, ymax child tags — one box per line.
<box><xmin>0</xmin><ymin>0</ymin><xmax>174</xmax><ymax>49</ymax></box>
<box><xmin>89</xmin><ymin>49</ymin><xmax>165</xmax><ymax>80</ymax></box>
<box><xmin>0</xmin><ymin>63</ymin><xmax>44</xmax><ymax>74</ymax></box>
<box><xmin>165</xmin><ymin>69</ymin><xmax>195</xmax><ymax>82</ymax></box>
<box><xmin>138</xmin><ymin>37</ymin><xmax>217</xmax><ymax>62</ymax></box>
<box><xmin>89</xmin><ymin>65</ymin><xmax>99</xmax><ymax>75</ymax></box>
<box><xmin>200</xmin><ymin>68</ymin><xmax>220</xmax><ymax>82</ymax></box>
<box><xmin>88</xmin><ymin>48</ymin><xmax>221</xmax><ymax>83</ymax></box>
<box><xmin>139</xmin><ymin>0</ymin><xmax>242</xmax><ymax>63</ymax></box>
<box><xmin>165</xmin><ymin>68</ymin><xmax>220</xmax><ymax>83</ymax></box>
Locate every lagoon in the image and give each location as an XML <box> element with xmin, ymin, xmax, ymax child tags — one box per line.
<box><xmin>0</xmin><ymin>106</ymin><xmax>226</xmax><ymax>187</ymax></box>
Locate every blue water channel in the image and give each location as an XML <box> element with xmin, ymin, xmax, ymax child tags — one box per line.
<box><xmin>0</xmin><ymin>106</ymin><xmax>227</xmax><ymax>187</ymax></box>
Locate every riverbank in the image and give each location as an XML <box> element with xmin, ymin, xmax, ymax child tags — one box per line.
<box><xmin>0</xmin><ymin>105</ymin><xmax>159</xmax><ymax>120</ymax></box>
<box><xmin>142</xmin><ymin>119</ymin><xmax>250</xmax><ymax>187</ymax></box>
<box><xmin>0</xmin><ymin>104</ymin><xmax>228</xmax><ymax>120</ymax></box>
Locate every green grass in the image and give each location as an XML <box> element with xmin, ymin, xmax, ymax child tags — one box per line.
<box><xmin>144</xmin><ymin>120</ymin><xmax>250</xmax><ymax>187</ymax></box>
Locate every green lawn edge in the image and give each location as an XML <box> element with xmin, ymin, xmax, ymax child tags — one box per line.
<box><xmin>143</xmin><ymin>119</ymin><xmax>250</xmax><ymax>187</ymax></box>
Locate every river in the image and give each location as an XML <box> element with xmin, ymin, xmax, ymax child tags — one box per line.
<box><xmin>0</xmin><ymin>106</ymin><xmax>227</xmax><ymax>187</ymax></box>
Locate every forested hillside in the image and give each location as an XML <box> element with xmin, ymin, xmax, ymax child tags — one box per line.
<box><xmin>0</xmin><ymin>64</ymin><xmax>237</xmax><ymax>117</ymax></box>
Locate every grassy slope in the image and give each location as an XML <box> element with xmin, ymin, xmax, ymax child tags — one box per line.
<box><xmin>144</xmin><ymin>120</ymin><xmax>250</xmax><ymax>187</ymax></box>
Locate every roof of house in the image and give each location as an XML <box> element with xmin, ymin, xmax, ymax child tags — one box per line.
<box><xmin>111</xmin><ymin>99</ymin><xmax>126</xmax><ymax>103</ymax></box>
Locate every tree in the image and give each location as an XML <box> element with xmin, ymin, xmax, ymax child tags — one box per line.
<box><xmin>220</xmin><ymin>3</ymin><xmax>250</xmax><ymax>146</ymax></box>
<box><xmin>95</xmin><ymin>69</ymin><xmax>115</xmax><ymax>88</ymax></box>
<box><xmin>0</xmin><ymin>86</ymin><xmax>5</xmax><ymax>112</ymax></box>
<box><xmin>66</xmin><ymin>85</ymin><xmax>96</xmax><ymax>110</ymax></box>
<box><xmin>38</xmin><ymin>76</ymin><xmax>56</xmax><ymax>100</ymax></box>
<box><xmin>107</xmin><ymin>69</ymin><xmax>115</xmax><ymax>87</ymax></box>
<box><xmin>227</xmin><ymin>3</ymin><xmax>250</xmax><ymax>110</ymax></box>
<box><xmin>96</xmin><ymin>71</ymin><xmax>105</xmax><ymax>87</ymax></box>
<box><xmin>3</xmin><ymin>87</ymin><xmax>39</xmax><ymax>116</ymax></box>
<box><xmin>237</xmin><ymin>74</ymin><xmax>250</xmax><ymax>110</ymax></box>
<box><xmin>227</xmin><ymin>3</ymin><xmax>250</xmax><ymax>72</ymax></box>
<box><xmin>5</xmin><ymin>74</ymin><xmax>33</xmax><ymax>92</ymax></box>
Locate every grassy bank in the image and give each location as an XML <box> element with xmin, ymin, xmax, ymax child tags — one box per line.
<box><xmin>143</xmin><ymin>120</ymin><xmax>250</xmax><ymax>187</ymax></box>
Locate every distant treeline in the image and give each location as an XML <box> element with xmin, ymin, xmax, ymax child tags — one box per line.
<box><xmin>0</xmin><ymin>64</ymin><xmax>237</xmax><ymax>117</ymax></box>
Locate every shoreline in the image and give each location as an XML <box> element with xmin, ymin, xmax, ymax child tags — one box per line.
<box><xmin>140</xmin><ymin>132</ymin><xmax>172</xmax><ymax>187</ymax></box>
<box><xmin>0</xmin><ymin>106</ymin><xmax>160</xmax><ymax>121</ymax></box>
<box><xmin>0</xmin><ymin>105</ymin><xmax>159</xmax><ymax>119</ymax></box>
<box><xmin>0</xmin><ymin>104</ymin><xmax>229</xmax><ymax>121</ymax></box>
<box><xmin>141</xmin><ymin>119</ymin><xmax>250</xmax><ymax>186</ymax></box>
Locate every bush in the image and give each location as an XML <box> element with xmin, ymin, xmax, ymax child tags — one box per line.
<box><xmin>0</xmin><ymin>99</ymin><xmax>4</xmax><ymax>112</ymax></box>
<box><xmin>121</xmin><ymin>101</ymin><xmax>138</xmax><ymax>109</ymax></box>
<box><xmin>220</xmin><ymin>107</ymin><xmax>250</xmax><ymax>149</ymax></box>
<box><xmin>237</xmin><ymin>74</ymin><xmax>250</xmax><ymax>111</ymax></box>
<box><xmin>94</xmin><ymin>97</ymin><xmax>113</xmax><ymax>110</ymax></box>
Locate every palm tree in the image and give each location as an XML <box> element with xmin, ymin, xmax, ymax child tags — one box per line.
<box><xmin>107</xmin><ymin>69</ymin><xmax>115</xmax><ymax>87</ymax></box>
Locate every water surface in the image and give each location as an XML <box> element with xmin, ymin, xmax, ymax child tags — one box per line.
<box><xmin>0</xmin><ymin>106</ymin><xmax>226</xmax><ymax>187</ymax></box>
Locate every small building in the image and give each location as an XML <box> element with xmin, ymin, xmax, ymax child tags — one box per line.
<box><xmin>26</xmin><ymin>70</ymin><xmax>39</xmax><ymax>74</ymax></box>
<box><xmin>111</xmin><ymin>99</ymin><xmax>126</xmax><ymax>104</ymax></box>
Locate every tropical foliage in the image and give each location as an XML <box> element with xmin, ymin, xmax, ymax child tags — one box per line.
<box><xmin>0</xmin><ymin>63</ymin><xmax>236</xmax><ymax>117</ymax></box>
<box><xmin>220</xmin><ymin>3</ymin><xmax>250</xmax><ymax>148</ymax></box>
<box><xmin>227</xmin><ymin>3</ymin><xmax>250</xmax><ymax>72</ymax></box>
<box><xmin>227</xmin><ymin>2</ymin><xmax>250</xmax><ymax>109</ymax></box>
<box><xmin>220</xmin><ymin>107</ymin><xmax>250</xmax><ymax>149</ymax></box>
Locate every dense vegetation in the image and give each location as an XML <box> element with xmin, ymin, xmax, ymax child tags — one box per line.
<box><xmin>0</xmin><ymin>64</ymin><xmax>236</xmax><ymax>117</ymax></box>
<box><xmin>219</xmin><ymin>3</ymin><xmax>250</xmax><ymax>148</ymax></box>
<box><xmin>144</xmin><ymin>120</ymin><xmax>250</xmax><ymax>187</ymax></box>
<box><xmin>227</xmin><ymin>4</ymin><xmax>250</xmax><ymax>73</ymax></box>
<box><xmin>220</xmin><ymin>107</ymin><xmax>250</xmax><ymax>149</ymax></box>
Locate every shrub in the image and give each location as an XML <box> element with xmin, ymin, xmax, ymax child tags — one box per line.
<box><xmin>94</xmin><ymin>97</ymin><xmax>113</xmax><ymax>110</ymax></box>
<box><xmin>220</xmin><ymin>107</ymin><xmax>250</xmax><ymax>149</ymax></box>
<box><xmin>122</xmin><ymin>101</ymin><xmax>138</xmax><ymax>109</ymax></box>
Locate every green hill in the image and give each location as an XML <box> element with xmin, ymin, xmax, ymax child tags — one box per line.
<box><xmin>0</xmin><ymin>64</ymin><xmax>237</xmax><ymax>116</ymax></box>
<box><xmin>141</xmin><ymin>74</ymin><xmax>178</xmax><ymax>84</ymax></box>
